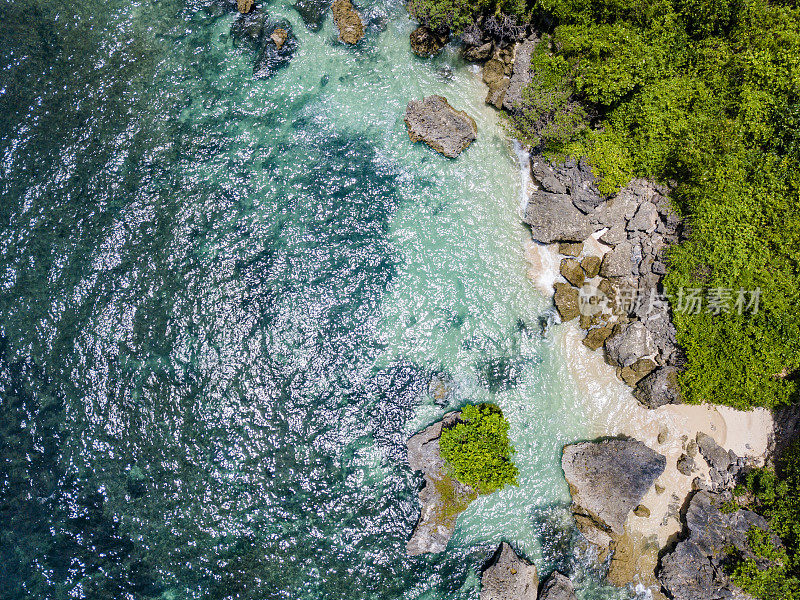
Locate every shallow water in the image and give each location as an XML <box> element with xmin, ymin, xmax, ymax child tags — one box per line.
<box><xmin>1</xmin><ymin>0</ymin><xmax>639</xmax><ymax>598</ymax></box>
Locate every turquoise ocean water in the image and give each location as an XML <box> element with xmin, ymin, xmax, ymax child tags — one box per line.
<box><xmin>0</xmin><ymin>0</ymin><xmax>642</xmax><ymax>598</ymax></box>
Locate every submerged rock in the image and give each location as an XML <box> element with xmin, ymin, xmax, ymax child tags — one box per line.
<box><xmin>231</xmin><ymin>12</ymin><xmax>298</xmax><ymax>79</ymax></box>
<box><xmin>410</xmin><ymin>26</ymin><xmax>447</xmax><ymax>57</ymax></box>
<box><xmin>293</xmin><ymin>0</ymin><xmax>329</xmax><ymax>31</ymax></box>
<box><xmin>659</xmin><ymin>491</ymin><xmax>780</xmax><ymax>600</ymax></box>
<box><xmin>332</xmin><ymin>0</ymin><xmax>364</xmax><ymax>44</ymax></box>
<box><xmin>404</xmin><ymin>96</ymin><xmax>477</xmax><ymax>158</ymax></box>
<box><xmin>562</xmin><ymin>438</ymin><xmax>666</xmax><ymax>536</ymax></box>
<box><xmin>539</xmin><ymin>572</ymin><xmax>576</xmax><ymax>600</ymax></box>
<box><xmin>480</xmin><ymin>542</ymin><xmax>538</xmax><ymax>600</ymax></box>
<box><xmin>406</xmin><ymin>412</ymin><xmax>477</xmax><ymax>555</ymax></box>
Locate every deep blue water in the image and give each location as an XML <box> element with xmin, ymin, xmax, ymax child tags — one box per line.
<box><xmin>0</xmin><ymin>0</ymin><xmax>636</xmax><ymax>598</ymax></box>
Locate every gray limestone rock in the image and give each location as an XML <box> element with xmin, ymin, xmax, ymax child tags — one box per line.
<box><xmin>562</xmin><ymin>438</ymin><xmax>666</xmax><ymax>535</ymax></box>
<box><xmin>633</xmin><ymin>366</ymin><xmax>682</xmax><ymax>408</ymax></box>
<box><xmin>480</xmin><ymin>542</ymin><xmax>539</xmax><ymax>600</ymax></box>
<box><xmin>604</xmin><ymin>321</ymin><xmax>655</xmax><ymax>368</ymax></box>
<box><xmin>539</xmin><ymin>572</ymin><xmax>576</xmax><ymax>600</ymax></box>
<box><xmin>599</xmin><ymin>242</ymin><xmax>633</xmax><ymax>278</ymax></box>
<box><xmin>502</xmin><ymin>36</ymin><xmax>538</xmax><ymax>110</ymax></box>
<box><xmin>404</xmin><ymin>96</ymin><xmax>477</xmax><ymax>158</ymax></box>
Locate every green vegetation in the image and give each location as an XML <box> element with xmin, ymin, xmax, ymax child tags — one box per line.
<box><xmin>439</xmin><ymin>403</ymin><xmax>519</xmax><ymax>494</ymax></box>
<box><xmin>728</xmin><ymin>442</ymin><xmax>800</xmax><ymax>599</ymax></box>
<box><xmin>411</xmin><ymin>0</ymin><xmax>800</xmax><ymax>408</ymax></box>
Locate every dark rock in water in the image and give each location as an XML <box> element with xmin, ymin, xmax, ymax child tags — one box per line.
<box><xmin>480</xmin><ymin>542</ymin><xmax>538</xmax><ymax>600</ymax></box>
<box><xmin>406</xmin><ymin>412</ymin><xmax>477</xmax><ymax>555</ymax></box>
<box><xmin>404</xmin><ymin>96</ymin><xmax>477</xmax><ymax>158</ymax></box>
<box><xmin>293</xmin><ymin>0</ymin><xmax>329</xmax><ymax>31</ymax></box>
<box><xmin>237</xmin><ymin>0</ymin><xmax>254</xmax><ymax>13</ymax></box>
<box><xmin>332</xmin><ymin>0</ymin><xmax>364</xmax><ymax>44</ymax></box>
<box><xmin>562</xmin><ymin>438</ymin><xmax>665</xmax><ymax>536</ymax></box>
<box><xmin>539</xmin><ymin>572</ymin><xmax>577</xmax><ymax>600</ymax></box>
<box><xmin>428</xmin><ymin>373</ymin><xmax>455</xmax><ymax>406</ymax></box>
<box><xmin>658</xmin><ymin>491</ymin><xmax>781</xmax><ymax>600</ymax></box>
<box><xmin>231</xmin><ymin>11</ymin><xmax>298</xmax><ymax>79</ymax></box>
<box><xmin>480</xmin><ymin>356</ymin><xmax>521</xmax><ymax>392</ymax></box>
<box><xmin>410</xmin><ymin>26</ymin><xmax>447</xmax><ymax>57</ymax></box>
<box><xmin>254</xmin><ymin>23</ymin><xmax>297</xmax><ymax>79</ymax></box>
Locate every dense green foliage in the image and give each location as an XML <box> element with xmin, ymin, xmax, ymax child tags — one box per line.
<box><xmin>729</xmin><ymin>443</ymin><xmax>800</xmax><ymax>598</ymax></box>
<box><xmin>407</xmin><ymin>0</ymin><xmax>533</xmax><ymax>32</ymax></box>
<box><xmin>439</xmin><ymin>403</ymin><xmax>518</xmax><ymax>494</ymax></box>
<box><xmin>503</xmin><ymin>0</ymin><xmax>800</xmax><ymax>408</ymax></box>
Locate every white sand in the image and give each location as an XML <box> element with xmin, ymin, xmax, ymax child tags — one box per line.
<box><xmin>559</xmin><ymin>324</ymin><xmax>774</xmax><ymax>547</ymax></box>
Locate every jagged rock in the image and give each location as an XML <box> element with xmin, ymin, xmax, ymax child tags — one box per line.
<box><xmin>483</xmin><ymin>59</ymin><xmax>506</xmax><ymax>85</ymax></box>
<box><xmin>583</xmin><ymin>324</ymin><xmax>614</xmax><ymax>351</ymax></box>
<box><xmin>626</xmin><ymin>201</ymin><xmax>658</xmax><ymax>233</ymax></box>
<box><xmin>480</xmin><ymin>542</ymin><xmax>539</xmax><ymax>600</ymax></box>
<box><xmin>560</xmin><ymin>258</ymin><xmax>585</xmax><ymax>288</ymax></box>
<box><xmin>599</xmin><ymin>242</ymin><xmax>633</xmax><ymax>278</ymax></box>
<box><xmin>633</xmin><ymin>504</ymin><xmax>651</xmax><ymax>518</ymax></box>
<box><xmin>620</xmin><ymin>358</ymin><xmax>657</xmax><ymax>387</ymax></box>
<box><xmin>293</xmin><ymin>0</ymin><xmax>329</xmax><ymax>31</ymax></box>
<box><xmin>410</xmin><ymin>26</ymin><xmax>447</xmax><ymax>57</ymax></box>
<box><xmin>524</xmin><ymin>193</ymin><xmax>599</xmax><ymax>243</ymax></box>
<box><xmin>633</xmin><ymin>366</ymin><xmax>682</xmax><ymax>408</ymax></box>
<box><xmin>581</xmin><ymin>256</ymin><xmax>601</xmax><ymax>278</ymax></box>
<box><xmin>562</xmin><ymin>438</ymin><xmax>666</xmax><ymax>536</ymax></box>
<box><xmin>406</xmin><ymin>412</ymin><xmax>477</xmax><ymax>555</ymax></box>
<box><xmin>599</xmin><ymin>223</ymin><xmax>627</xmax><ymax>246</ymax></box>
<box><xmin>270</xmin><ymin>27</ymin><xmax>288</xmax><ymax>49</ymax></box>
<box><xmin>677</xmin><ymin>454</ymin><xmax>696</xmax><ymax>476</ymax></box>
<box><xmin>534</xmin><ymin>162</ymin><xmax>569</xmax><ymax>195</ymax></box>
<box><xmin>502</xmin><ymin>35</ymin><xmax>538</xmax><ymax>110</ymax></box>
<box><xmin>539</xmin><ymin>572</ymin><xmax>576</xmax><ymax>600</ymax></box>
<box><xmin>605</xmin><ymin>322</ymin><xmax>655</xmax><ymax>368</ymax></box>
<box><xmin>332</xmin><ymin>0</ymin><xmax>364</xmax><ymax>44</ymax></box>
<box><xmin>554</xmin><ymin>282</ymin><xmax>580</xmax><ymax>322</ymax></box>
<box><xmin>404</xmin><ymin>96</ymin><xmax>477</xmax><ymax>158</ymax></box>
<box><xmin>696</xmin><ymin>432</ymin><xmax>733</xmax><ymax>473</ymax></box>
<box><xmin>486</xmin><ymin>77</ymin><xmax>510</xmax><ymax>108</ymax></box>
<box><xmin>464</xmin><ymin>42</ymin><xmax>493</xmax><ymax>62</ymax></box>
<box><xmin>658</xmin><ymin>491</ymin><xmax>781</xmax><ymax>600</ymax></box>
<box><xmin>237</xmin><ymin>0</ymin><xmax>254</xmax><ymax>13</ymax></box>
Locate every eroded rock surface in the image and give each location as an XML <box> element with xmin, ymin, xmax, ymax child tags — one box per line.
<box><xmin>332</xmin><ymin>0</ymin><xmax>364</xmax><ymax>44</ymax></box>
<box><xmin>406</xmin><ymin>412</ymin><xmax>476</xmax><ymax>555</ymax></box>
<box><xmin>404</xmin><ymin>96</ymin><xmax>477</xmax><ymax>158</ymax></box>
<box><xmin>410</xmin><ymin>26</ymin><xmax>447</xmax><ymax>57</ymax></box>
<box><xmin>658</xmin><ymin>491</ymin><xmax>779</xmax><ymax>600</ymax></box>
<box><xmin>502</xmin><ymin>35</ymin><xmax>538</xmax><ymax>110</ymax></box>
<box><xmin>562</xmin><ymin>439</ymin><xmax>666</xmax><ymax>536</ymax></box>
<box><xmin>231</xmin><ymin>11</ymin><xmax>298</xmax><ymax>79</ymax></box>
<box><xmin>539</xmin><ymin>572</ymin><xmax>576</xmax><ymax>600</ymax></box>
<box><xmin>480</xmin><ymin>542</ymin><xmax>539</xmax><ymax>600</ymax></box>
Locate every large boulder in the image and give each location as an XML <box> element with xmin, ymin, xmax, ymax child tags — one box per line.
<box><xmin>406</xmin><ymin>412</ymin><xmax>477</xmax><ymax>555</ymax></box>
<box><xmin>599</xmin><ymin>241</ymin><xmax>633</xmax><ymax>278</ymax></box>
<box><xmin>502</xmin><ymin>35</ymin><xmax>538</xmax><ymax>110</ymax></box>
<box><xmin>633</xmin><ymin>366</ymin><xmax>682</xmax><ymax>408</ymax></box>
<box><xmin>410</xmin><ymin>26</ymin><xmax>447</xmax><ymax>57</ymax></box>
<box><xmin>404</xmin><ymin>96</ymin><xmax>477</xmax><ymax>158</ymax></box>
<box><xmin>480</xmin><ymin>542</ymin><xmax>539</xmax><ymax>600</ymax></box>
<box><xmin>604</xmin><ymin>321</ymin><xmax>656</xmax><ymax>368</ymax></box>
<box><xmin>331</xmin><ymin>0</ymin><xmax>364</xmax><ymax>44</ymax></box>
<box><xmin>659</xmin><ymin>491</ymin><xmax>780</xmax><ymax>600</ymax></box>
<box><xmin>562</xmin><ymin>438</ymin><xmax>666</xmax><ymax>536</ymax></box>
<box><xmin>524</xmin><ymin>192</ymin><xmax>600</xmax><ymax>243</ymax></box>
<box><xmin>539</xmin><ymin>572</ymin><xmax>576</xmax><ymax>600</ymax></box>
<box><xmin>553</xmin><ymin>282</ymin><xmax>580</xmax><ymax>322</ymax></box>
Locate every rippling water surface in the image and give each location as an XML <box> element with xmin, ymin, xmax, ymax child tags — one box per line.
<box><xmin>1</xmin><ymin>0</ymin><xmax>638</xmax><ymax>598</ymax></box>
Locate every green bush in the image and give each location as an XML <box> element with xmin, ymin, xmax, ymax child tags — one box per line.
<box><xmin>507</xmin><ymin>0</ymin><xmax>800</xmax><ymax>408</ymax></box>
<box><xmin>729</xmin><ymin>442</ymin><xmax>800</xmax><ymax>599</ymax></box>
<box><xmin>439</xmin><ymin>403</ymin><xmax>518</xmax><ymax>494</ymax></box>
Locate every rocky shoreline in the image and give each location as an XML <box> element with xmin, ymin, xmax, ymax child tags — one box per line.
<box><xmin>400</xmin><ymin>16</ymin><xmax>789</xmax><ymax>600</ymax></box>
